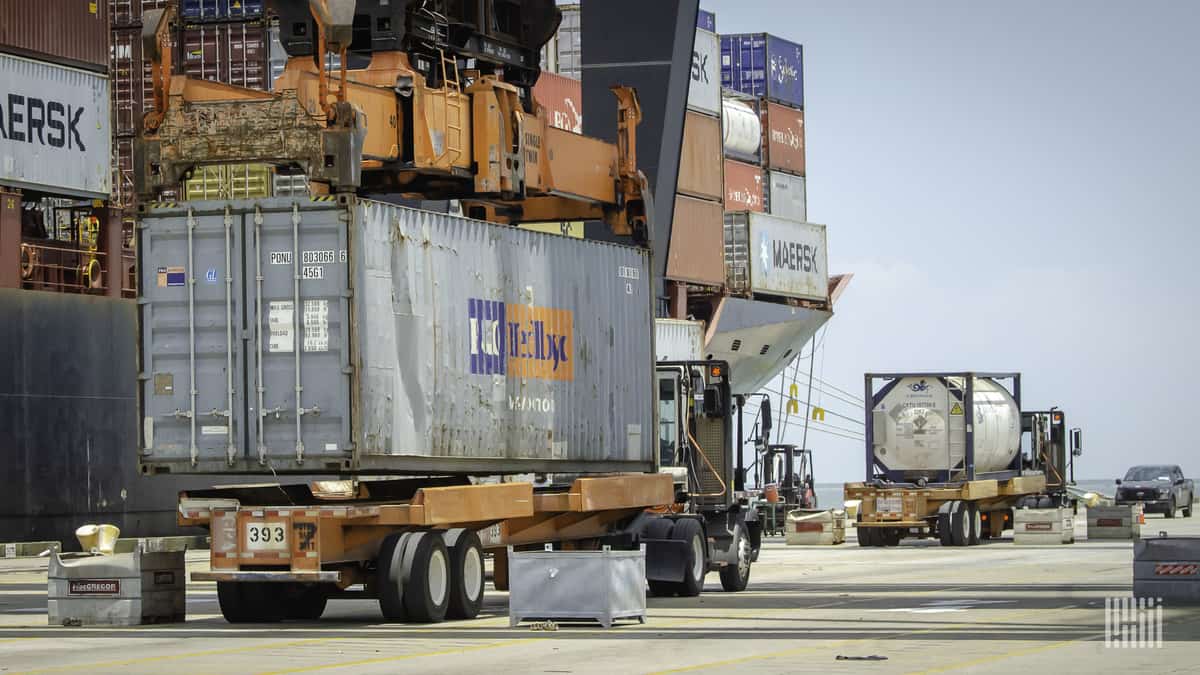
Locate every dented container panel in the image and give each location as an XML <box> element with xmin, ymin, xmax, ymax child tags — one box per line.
<box><xmin>138</xmin><ymin>198</ymin><xmax>654</xmax><ymax>475</ymax></box>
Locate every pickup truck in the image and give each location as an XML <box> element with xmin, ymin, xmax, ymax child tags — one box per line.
<box><xmin>1115</xmin><ymin>465</ymin><xmax>1194</xmax><ymax>518</ymax></box>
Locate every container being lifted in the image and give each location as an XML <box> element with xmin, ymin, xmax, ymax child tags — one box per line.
<box><xmin>846</xmin><ymin>372</ymin><xmax>1082</xmax><ymax>547</ymax></box>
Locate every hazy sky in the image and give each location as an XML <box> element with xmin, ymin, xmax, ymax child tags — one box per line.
<box><xmin>700</xmin><ymin>1</ymin><xmax>1200</xmax><ymax>482</ymax></box>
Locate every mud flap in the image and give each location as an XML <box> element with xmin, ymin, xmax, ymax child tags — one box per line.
<box><xmin>644</xmin><ymin>539</ymin><xmax>689</xmax><ymax>583</ymax></box>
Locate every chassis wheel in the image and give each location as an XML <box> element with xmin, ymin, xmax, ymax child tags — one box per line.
<box><xmin>377</xmin><ymin>532</ymin><xmax>415</xmax><ymax>621</ymax></box>
<box><xmin>672</xmin><ymin>519</ymin><xmax>707</xmax><ymax>597</ymax></box>
<box><xmin>400</xmin><ymin>532</ymin><xmax>451</xmax><ymax>623</ymax></box>
<box><xmin>217</xmin><ymin>582</ymin><xmax>283</xmax><ymax>623</ymax></box>
<box><xmin>719</xmin><ymin>528</ymin><xmax>751</xmax><ymax>592</ymax></box>
<box><xmin>644</xmin><ymin>519</ymin><xmax>679</xmax><ymax>597</ymax></box>
<box><xmin>444</xmin><ymin>529</ymin><xmax>485</xmax><ymax>620</ymax></box>
<box><xmin>283</xmin><ymin>583</ymin><xmax>329</xmax><ymax>620</ymax></box>
<box><xmin>967</xmin><ymin>504</ymin><xmax>981</xmax><ymax>546</ymax></box>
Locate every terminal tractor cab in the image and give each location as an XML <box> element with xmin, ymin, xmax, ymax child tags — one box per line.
<box><xmin>644</xmin><ymin>361</ymin><xmax>762</xmax><ymax>595</ymax></box>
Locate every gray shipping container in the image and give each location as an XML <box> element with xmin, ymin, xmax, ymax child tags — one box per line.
<box><xmin>138</xmin><ymin>197</ymin><xmax>654</xmax><ymax>475</ymax></box>
<box><xmin>765</xmin><ymin>170</ymin><xmax>806</xmax><ymax>222</ymax></box>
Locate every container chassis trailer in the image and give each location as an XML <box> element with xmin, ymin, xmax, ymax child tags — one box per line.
<box><xmin>847</xmin><ymin>372</ymin><xmax>1082</xmax><ymax>547</ymax></box>
<box><xmin>181</xmin><ymin>360</ymin><xmax>760</xmax><ymax>623</ymax></box>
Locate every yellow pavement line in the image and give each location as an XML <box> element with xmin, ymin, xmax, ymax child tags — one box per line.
<box><xmin>252</xmin><ymin>637</ymin><xmax>545</xmax><ymax>675</ymax></box>
<box><xmin>7</xmin><ymin>637</ymin><xmax>343</xmax><ymax>675</ymax></box>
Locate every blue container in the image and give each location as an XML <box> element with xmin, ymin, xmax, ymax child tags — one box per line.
<box><xmin>697</xmin><ymin>9</ymin><xmax>716</xmax><ymax>32</ymax></box>
<box><xmin>720</xmin><ymin>33</ymin><xmax>804</xmax><ymax>109</ymax></box>
<box><xmin>181</xmin><ymin>0</ymin><xmax>264</xmax><ymax>22</ymax></box>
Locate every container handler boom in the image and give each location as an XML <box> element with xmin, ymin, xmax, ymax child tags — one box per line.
<box><xmin>135</xmin><ymin>0</ymin><xmax>649</xmax><ymax>241</ymax></box>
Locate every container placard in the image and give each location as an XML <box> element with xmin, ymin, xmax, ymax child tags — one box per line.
<box><xmin>268</xmin><ymin>301</ymin><xmax>295</xmax><ymax>353</ymax></box>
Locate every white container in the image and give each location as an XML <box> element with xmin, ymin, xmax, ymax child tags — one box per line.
<box><xmin>872</xmin><ymin>377</ymin><xmax>1020</xmax><ymax>479</ymax></box>
<box><xmin>721</xmin><ymin>97</ymin><xmax>761</xmax><ymax>159</ymax></box>
<box><xmin>687</xmin><ymin>29</ymin><xmax>720</xmax><ymax>115</ymax></box>
<box><xmin>0</xmin><ymin>53</ymin><xmax>112</xmax><ymax>198</ymax></box>
<box><xmin>1013</xmin><ymin>508</ymin><xmax>1074</xmax><ymax>545</ymax></box>
<box><xmin>785</xmin><ymin>509</ymin><xmax>845</xmax><ymax>545</ymax></box>
<box><xmin>766</xmin><ymin>170</ymin><xmax>806</xmax><ymax>222</ymax></box>
<box><xmin>47</xmin><ymin>550</ymin><xmax>186</xmax><ymax>626</ymax></box>
<box><xmin>1087</xmin><ymin>504</ymin><xmax>1141</xmax><ymax>540</ymax></box>
<box><xmin>724</xmin><ymin>211</ymin><xmax>828</xmax><ymax>302</ymax></box>
<box><xmin>655</xmin><ymin>319</ymin><xmax>704</xmax><ymax>362</ymax></box>
<box><xmin>508</xmin><ymin>545</ymin><xmax>646</xmax><ymax>628</ymax></box>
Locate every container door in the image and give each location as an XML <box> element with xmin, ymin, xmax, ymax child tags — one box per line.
<box><xmin>140</xmin><ymin>207</ymin><xmax>246</xmax><ymax>466</ymax></box>
<box><xmin>244</xmin><ymin>204</ymin><xmax>352</xmax><ymax>469</ymax></box>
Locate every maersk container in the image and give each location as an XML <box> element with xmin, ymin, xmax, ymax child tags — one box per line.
<box><xmin>720</xmin><ymin>33</ymin><xmax>804</xmax><ymax>109</ymax></box>
<box><xmin>0</xmin><ymin>54</ymin><xmax>112</xmax><ymax>199</ymax></box>
<box><xmin>724</xmin><ymin>211</ymin><xmax>827</xmax><ymax>302</ymax></box>
<box><xmin>687</xmin><ymin>29</ymin><xmax>720</xmax><ymax>116</ymax></box>
<box><xmin>137</xmin><ymin>198</ymin><xmax>654</xmax><ymax>475</ymax></box>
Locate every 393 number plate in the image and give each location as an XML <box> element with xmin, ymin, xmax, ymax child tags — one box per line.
<box><xmin>244</xmin><ymin>522</ymin><xmax>288</xmax><ymax>551</ymax></box>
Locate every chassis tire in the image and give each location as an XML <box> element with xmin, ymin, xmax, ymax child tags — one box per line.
<box><xmin>967</xmin><ymin>504</ymin><xmax>981</xmax><ymax>546</ymax></box>
<box><xmin>1165</xmin><ymin>498</ymin><xmax>1176</xmax><ymax>519</ymax></box>
<box><xmin>444</xmin><ymin>529</ymin><xmax>485</xmax><ymax>620</ymax></box>
<box><xmin>882</xmin><ymin>528</ymin><xmax>902</xmax><ymax>547</ymax></box>
<box><xmin>283</xmin><ymin>583</ymin><xmax>329</xmax><ymax>620</ymax></box>
<box><xmin>1184</xmin><ymin>499</ymin><xmax>1193</xmax><ymax>518</ymax></box>
<box><xmin>719</xmin><ymin>528</ymin><xmax>751</xmax><ymax>592</ymax></box>
<box><xmin>644</xmin><ymin>519</ymin><xmax>679</xmax><ymax>597</ymax></box>
<box><xmin>937</xmin><ymin>511</ymin><xmax>954</xmax><ymax>547</ymax></box>
<box><xmin>217</xmin><ymin>582</ymin><xmax>284</xmax><ymax>623</ymax></box>
<box><xmin>949</xmin><ymin>502</ymin><xmax>970</xmax><ymax>547</ymax></box>
<box><xmin>377</xmin><ymin>532</ymin><xmax>415</xmax><ymax>621</ymax></box>
<box><xmin>672</xmin><ymin>518</ymin><xmax>707</xmax><ymax>598</ymax></box>
<box><xmin>401</xmin><ymin>531</ymin><xmax>451</xmax><ymax>623</ymax></box>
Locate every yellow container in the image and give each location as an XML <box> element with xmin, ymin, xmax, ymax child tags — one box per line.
<box><xmin>184</xmin><ymin>164</ymin><xmax>272</xmax><ymax>201</ymax></box>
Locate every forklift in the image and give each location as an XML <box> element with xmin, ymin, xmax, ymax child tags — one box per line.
<box><xmin>743</xmin><ymin>397</ymin><xmax>819</xmax><ymax>536</ymax></box>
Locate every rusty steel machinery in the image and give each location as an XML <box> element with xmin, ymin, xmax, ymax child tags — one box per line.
<box><xmin>135</xmin><ymin>0</ymin><xmax>649</xmax><ymax>241</ymax></box>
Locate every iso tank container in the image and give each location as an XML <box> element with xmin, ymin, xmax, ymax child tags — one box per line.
<box><xmin>721</xmin><ymin>34</ymin><xmax>804</xmax><ymax>109</ymax></box>
<box><xmin>137</xmin><ymin>198</ymin><xmax>654</xmax><ymax>475</ymax></box>
<box><xmin>0</xmin><ymin>54</ymin><xmax>112</xmax><ymax>198</ymax></box>
<box><xmin>869</xmin><ymin>375</ymin><xmax>1021</xmax><ymax>481</ymax></box>
<box><xmin>721</xmin><ymin>96</ymin><xmax>762</xmax><ymax>163</ymax></box>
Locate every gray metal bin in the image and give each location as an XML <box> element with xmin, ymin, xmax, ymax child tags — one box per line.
<box><xmin>508</xmin><ymin>545</ymin><xmax>646</xmax><ymax>627</ymax></box>
<box><xmin>1134</xmin><ymin>535</ymin><xmax>1200</xmax><ymax>604</ymax></box>
<box><xmin>47</xmin><ymin>550</ymin><xmax>186</xmax><ymax>626</ymax></box>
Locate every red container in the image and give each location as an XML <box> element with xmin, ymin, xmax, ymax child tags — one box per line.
<box><xmin>533</xmin><ymin>71</ymin><xmax>583</xmax><ymax>134</ymax></box>
<box><xmin>667</xmin><ymin>195</ymin><xmax>724</xmax><ymax>286</ymax></box>
<box><xmin>0</xmin><ymin>0</ymin><xmax>109</xmax><ymax>72</ymax></box>
<box><xmin>762</xmin><ymin>101</ymin><xmax>805</xmax><ymax>176</ymax></box>
<box><xmin>181</xmin><ymin>23</ymin><xmax>269</xmax><ymax>90</ymax></box>
<box><xmin>110</xmin><ymin>0</ymin><xmax>171</xmax><ymax>27</ymax></box>
<box><xmin>724</xmin><ymin>159</ymin><xmax>764</xmax><ymax>212</ymax></box>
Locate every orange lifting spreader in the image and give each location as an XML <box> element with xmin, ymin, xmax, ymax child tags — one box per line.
<box><xmin>136</xmin><ymin>1</ymin><xmax>650</xmax><ymax>242</ymax></box>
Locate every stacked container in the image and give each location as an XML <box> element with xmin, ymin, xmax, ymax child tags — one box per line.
<box><xmin>666</xmin><ymin>14</ymin><xmax>726</xmax><ymax>289</ymax></box>
<box><xmin>720</xmin><ymin>33</ymin><xmax>806</xmax><ymax>222</ymax></box>
<box><xmin>108</xmin><ymin>0</ymin><xmax>271</xmax><ymax>207</ymax></box>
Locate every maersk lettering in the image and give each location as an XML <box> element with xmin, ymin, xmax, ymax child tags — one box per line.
<box><xmin>0</xmin><ymin>92</ymin><xmax>86</xmax><ymax>151</ymax></box>
<box><xmin>772</xmin><ymin>240</ymin><xmax>819</xmax><ymax>274</ymax></box>
<box><xmin>691</xmin><ymin>50</ymin><xmax>709</xmax><ymax>84</ymax></box>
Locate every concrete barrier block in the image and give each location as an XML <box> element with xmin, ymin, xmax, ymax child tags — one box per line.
<box><xmin>1013</xmin><ymin>508</ymin><xmax>1074</xmax><ymax>545</ymax></box>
